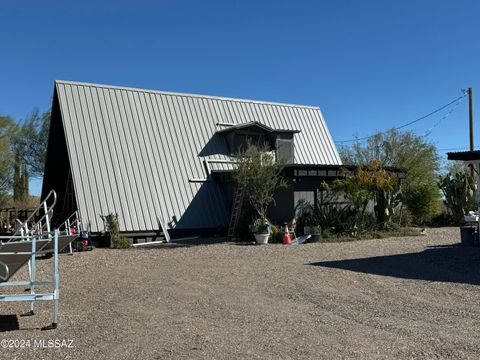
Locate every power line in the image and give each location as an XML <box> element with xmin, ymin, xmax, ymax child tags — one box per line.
<box><xmin>335</xmin><ymin>92</ymin><xmax>468</xmax><ymax>144</ymax></box>
<box><xmin>421</xmin><ymin>95</ymin><xmax>465</xmax><ymax>137</ymax></box>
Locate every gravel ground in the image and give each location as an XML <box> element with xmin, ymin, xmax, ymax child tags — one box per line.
<box><xmin>2</xmin><ymin>227</ymin><xmax>480</xmax><ymax>360</ymax></box>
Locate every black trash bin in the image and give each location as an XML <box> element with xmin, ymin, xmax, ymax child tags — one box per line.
<box><xmin>460</xmin><ymin>226</ymin><xmax>478</xmax><ymax>246</ymax></box>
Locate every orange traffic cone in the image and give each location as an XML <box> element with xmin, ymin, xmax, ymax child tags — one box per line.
<box><xmin>283</xmin><ymin>223</ymin><xmax>292</xmax><ymax>245</ymax></box>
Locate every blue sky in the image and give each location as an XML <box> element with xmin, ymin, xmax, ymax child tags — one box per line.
<box><xmin>1</xmin><ymin>0</ymin><xmax>479</xmax><ymax>195</ymax></box>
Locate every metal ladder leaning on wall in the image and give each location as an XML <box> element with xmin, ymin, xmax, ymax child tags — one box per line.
<box><xmin>227</xmin><ymin>188</ymin><xmax>244</xmax><ymax>240</ymax></box>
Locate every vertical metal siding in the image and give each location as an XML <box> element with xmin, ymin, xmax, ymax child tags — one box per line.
<box><xmin>109</xmin><ymin>89</ymin><xmax>140</xmax><ymax>230</ymax></box>
<box><xmin>53</xmin><ymin>80</ymin><xmax>341</xmax><ymax>233</ymax></box>
<box><xmin>138</xmin><ymin>92</ymin><xmax>168</xmax><ymax>224</ymax></box>
<box><xmin>118</xmin><ymin>89</ymin><xmax>149</xmax><ymax>230</ymax></box>
<box><xmin>91</xmin><ymin>87</ymin><xmax>121</xmax><ymax>218</ymax></box>
<box><xmin>149</xmin><ymin>93</ymin><xmax>181</xmax><ymax>218</ymax></box>
<box><xmin>103</xmin><ymin>89</ymin><xmax>133</xmax><ymax>229</ymax></box>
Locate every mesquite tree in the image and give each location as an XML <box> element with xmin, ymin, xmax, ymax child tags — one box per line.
<box><xmin>338</xmin><ymin>129</ymin><xmax>440</xmax><ymax>223</ymax></box>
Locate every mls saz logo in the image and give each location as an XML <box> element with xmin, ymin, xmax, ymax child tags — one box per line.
<box><xmin>34</xmin><ymin>339</ymin><xmax>74</xmax><ymax>349</ymax></box>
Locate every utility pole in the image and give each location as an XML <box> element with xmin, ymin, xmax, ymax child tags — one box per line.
<box><xmin>468</xmin><ymin>88</ymin><xmax>476</xmax><ymax>182</ymax></box>
<box><xmin>469</xmin><ymin>87</ymin><xmax>474</xmax><ymax>151</ymax></box>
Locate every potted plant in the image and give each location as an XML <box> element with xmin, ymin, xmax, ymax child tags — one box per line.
<box><xmin>269</xmin><ymin>224</ymin><xmax>284</xmax><ymax>243</ymax></box>
<box><xmin>233</xmin><ymin>142</ymin><xmax>288</xmax><ymax>244</ymax></box>
<box><xmin>250</xmin><ymin>218</ymin><xmax>271</xmax><ymax>245</ymax></box>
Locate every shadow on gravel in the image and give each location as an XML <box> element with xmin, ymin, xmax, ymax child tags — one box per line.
<box><xmin>0</xmin><ymin>315</ymin><xmax>19</xmax><ymax>332</ymax></box>
<box><xmin>310</xmin><ymin>243</ymin><xmax>480</xmax><ymax>285</ymax></box>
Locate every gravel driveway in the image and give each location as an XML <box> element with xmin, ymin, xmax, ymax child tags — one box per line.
<box><xmin>2</xmin><ymin>227</ymin><xmax>480</xmax><ymax>359</ymax></box>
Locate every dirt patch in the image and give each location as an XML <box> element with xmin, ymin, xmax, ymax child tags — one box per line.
<box><xmin>2</xmin><ymin>227</ymin><xmax>480</xmax><ymax>359</ymax></box>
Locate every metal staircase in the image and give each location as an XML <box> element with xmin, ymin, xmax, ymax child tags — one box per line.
<box><xmin>227</xmin><ymin>188</ymin><xmax>244</xmax><ymax>240</ymax></box>
<box><xmin>7</xmin><ymin>190</ymin><xmax>57</xmax><ymax>242</ymax></box>
<box><xmin>58</xmin><ymin>210</ymin><xmax>83</xmax><ymax>235</ymax></box>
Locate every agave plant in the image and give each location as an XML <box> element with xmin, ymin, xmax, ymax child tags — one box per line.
<box><xmin>296</xmin><ymin>199</ymin><xmax>357</xmax><ymax>236</ymax></box>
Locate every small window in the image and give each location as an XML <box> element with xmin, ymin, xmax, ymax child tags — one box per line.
<box><xmin>232</xmin><ymin>134</ymin><xmax>268</xmax><ymax>155</ymax></box>
<box><xmin>276</xmin><ymin>138</ymin><xmax>294</xmax><ymax>164</ymax></box>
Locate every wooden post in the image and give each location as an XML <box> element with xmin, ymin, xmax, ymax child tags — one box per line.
<box><xmin>469</xmin><ymin>88</ymin><xmax>474</xmax><ymax>151</ymax></box>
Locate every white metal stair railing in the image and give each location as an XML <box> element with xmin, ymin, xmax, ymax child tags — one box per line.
<box><xmin>4</xmin><ymin>190</ymin><xmax>58</xmax><ymax>292</ymax></box>
<box><xmin>57</xmin><ymin>210</ymin><xmax>83</xmax><ymax>254</ymax></box>
<box><xmin>0</xmin><ymin>230</ymin><xmax>61</xmax><ymax>330</ymax></box>
<box><xmin>6</xmin><ymin>190</ymin><xmax>57</xmax><ymax>242</ymax></box>
<box><xmin>58</xmin><ymin>210</ymin><xmax>83</xmax><ymax>235</ymax></box>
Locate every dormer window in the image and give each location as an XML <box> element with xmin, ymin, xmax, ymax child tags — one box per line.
<box><xmin>232</xmin><ymin>134</ymin><xmax>269</xmax><ymax>154</ymax></box>
<box><xmin>276</xmin><ymin>134</ymin><xmax>295</xmax><ymax>164</ymax></box>
<box><xmin>216</xmin><ymin>121</ymin><xmax>300</xmax><ymax>164</ymax></box>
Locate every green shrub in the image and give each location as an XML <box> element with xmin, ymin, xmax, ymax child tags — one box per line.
<box><xmin>101</xmin><ymin>213</ymin><xmax>131</xmax><ymax>249</ymax></box>
<box><xmin>391</xmin><ymin>207</ymin><xmax>414</xmax><ymax>227</ymax></box>
<box><xmin>429</xmin><ymin>211</ymin><xmax>456</xmax><ymax>226</ymax></box>
<box><xmin>322</xmin><ymin>228</ymin><xmax>334</xmax><ymax>239</ymax></box>
<box><xmin>111</xmin><ymin>233</ymin><xmax>130</xmax><ymax>249</ymax></box>
<box><xmin>404</xmin><ymin>183</ymin><xmax>440</xmax><ymax>224</ymax></box>
<box><xmin>269</xmin><ymin>225</ymin><xmax>284</xmax><ymax>243</ymax></box>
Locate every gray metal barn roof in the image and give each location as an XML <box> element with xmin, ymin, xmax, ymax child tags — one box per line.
<box><xmin>43</xmin><ymin>80</ymin><xmax>341</xmax><ymax>233</ymax></box>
